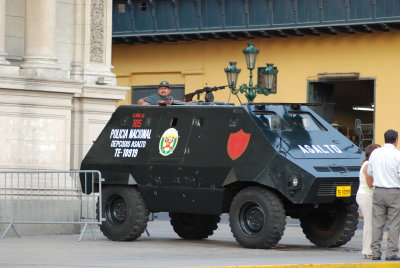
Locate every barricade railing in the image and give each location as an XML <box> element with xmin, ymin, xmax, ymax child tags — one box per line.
<box><xmin>0</xmin><ymin>170</ymin><xmax>103</xmax><ymax>241</ymax></box>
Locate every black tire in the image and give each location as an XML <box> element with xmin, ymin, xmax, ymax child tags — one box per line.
<box><xmin>169</xmin><ymin>213</ymin><xmax>220</xmax><ymax>239</ymax></box>
<box><xmin>98</xmin><ymin>185</ymin><xmax>149</xmax><ymax>241</ymax></box>
<box><xmin>229</xmin><ymin>186</ymin><xmax>286</xmax><ymax>249</ymax></box>
<box><xmin>299</xmin><ymin>202</ymin><xmax>358</xmax><ymax>247</ymax></box>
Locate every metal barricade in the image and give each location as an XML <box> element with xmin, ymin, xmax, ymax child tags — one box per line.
<box><xmin>0</xmin><ymin>170</ymin><xmax>103</xmax><ymax>241</ymax></box>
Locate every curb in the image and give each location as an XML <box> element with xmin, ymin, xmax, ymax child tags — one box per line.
<box><xmin>187</xmin><ymin>263</ymin><xmax>400</xmax><ymax>268</ymax></box>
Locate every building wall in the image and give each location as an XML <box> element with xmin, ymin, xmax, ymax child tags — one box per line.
<box><xmin>0</xmin><ymin>0</ymin><xmax>129</xmax><ymax>235</ymax></box>
<box><xmin>113</xmin><ymin>31</ymin><xmax>400</xmax><ymax>145</ymax></box>
<box><xmin>0</xmin><ymin>0</ymin><xmax>129</xmax><ymax>171</ymax></box>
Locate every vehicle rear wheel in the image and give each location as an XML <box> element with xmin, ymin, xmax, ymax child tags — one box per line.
<box><xmin>169</xmin><ymin>213</ymin><xmax>220</xmax><ymax>239</ymax></box>
<box><xmin>98</xmin><ymin>185</ymin><xmax>149</xmax><ymax>241</ymax></box>
<box><xmin>299</xmin><ymin>202</ymin><xmax>358</xmax><ymax>247</ymax></box>
<box><xmin>229</xmin><ymin>186</ymin><xmax>286</xmax><ymax>249</ymax></box>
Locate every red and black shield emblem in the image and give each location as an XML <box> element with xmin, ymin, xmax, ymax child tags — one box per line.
<box><xmin>227</xmin><ymin>129</ymin><xmax>251</xmax><ymax>160</ymax></box>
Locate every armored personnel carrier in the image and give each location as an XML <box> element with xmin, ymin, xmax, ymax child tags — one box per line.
<box><xmin>81</xmin><ymin>100</ymin><xmax>363</xmax><ymax>249</ymax></box>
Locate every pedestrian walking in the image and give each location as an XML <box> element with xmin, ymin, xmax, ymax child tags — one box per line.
<box><xmin>368</xmin><ymin>129</ymin><xmax>400</xmax><ymax>261</ymax></box>
<box><xmin>356</xmin><ymin>143</ymin><xmax>380</xmax><ymax>259</ymax></box>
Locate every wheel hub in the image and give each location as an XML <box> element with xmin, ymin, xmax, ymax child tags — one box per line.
<box><xmin>106</xmin><ymin>195</ymin><xmax>127</xmax><ymax>225</ymax></box>
<box><xmin>240</xmin><ymin>202</ymin><xmax>265</xmax><ymax>235</ymax></box>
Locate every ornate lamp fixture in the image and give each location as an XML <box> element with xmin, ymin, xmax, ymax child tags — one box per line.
<box><xmin>224</xmin><ymin>43</ymin><xmax>278</xmax><ymax>103</ymax></box>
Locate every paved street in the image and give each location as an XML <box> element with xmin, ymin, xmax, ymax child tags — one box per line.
<box><xmin>0</xmin><ymin>214</ymin><xmax>395</xmax><ymax>268</ymax></box>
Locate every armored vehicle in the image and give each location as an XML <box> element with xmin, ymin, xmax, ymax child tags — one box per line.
<box><xmin>81</xmin><ymin>101</ymin><xmax>363</xmax><ymax>249</ymax></box>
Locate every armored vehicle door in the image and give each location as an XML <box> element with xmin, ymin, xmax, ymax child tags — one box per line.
<box><xmin>144</xmin><ymin>111</ymin><xmax>196</xmax><ymax>190</ymax></box>
<box><xmin>139</xmin><ymin>108</ymin><xmax>226</xmax><ymax>214</ymax></box>
<box><xmin>150</xmin><ymin>112</ymin><xmax>193</xmax><ymax>162</ymax></box>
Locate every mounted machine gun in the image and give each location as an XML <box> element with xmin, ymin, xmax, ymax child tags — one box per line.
<box><xmin>184</xmin><ymin>86</ymin><xmax>227</xmax><ymax>102</ymax></box>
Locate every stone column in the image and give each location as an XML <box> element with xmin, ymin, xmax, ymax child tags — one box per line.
<box><xmin>76</xmin><ymin>0</ymin><xmax>116</xmax><ymax>85</ymax></box>
<box><xmin>20</xmin><ymin>0</ymin><xmax>58</xmax><ymax>70</ymax></box>
<box><xmin>0</xmin><ymin>0</ymin><xmax>10</xmax><ymax>65</ymax></box>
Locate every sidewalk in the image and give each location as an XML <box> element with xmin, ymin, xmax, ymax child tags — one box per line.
<box><xmin>0</xmin><ymin>219</ymin><xmax>398</xmax><ymax>268</ymax></box>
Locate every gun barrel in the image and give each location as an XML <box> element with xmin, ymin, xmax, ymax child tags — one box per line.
<box><xmin>184</xmin><ymin>85</ymin><xmax>227</xmax><ymax>102</ymax></box>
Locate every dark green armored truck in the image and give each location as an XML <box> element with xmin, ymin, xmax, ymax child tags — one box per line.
<box><xmin>81</xmin><ymin>101</ymin><xmax>363</xmax><ymax>249</ymax></box>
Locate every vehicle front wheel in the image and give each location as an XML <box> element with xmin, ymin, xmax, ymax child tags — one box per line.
<box><xmin>98</xmin><ymin>185</ymin><xmax>149</xmax><ymax>241</ymax></box>
<box><xmin>229</xmin><ymin>186</ymin><xmax>286</xmax><ymax>249</ymax></box>
<box><xmin>300</xmin><ymin>202</ymin><xmax>358</xmax><ymax>247</ymax></box>
<box><xmin>169</xmin><ymin>213</ymin><xmax>220</xmax><ymax>239</ymax></box>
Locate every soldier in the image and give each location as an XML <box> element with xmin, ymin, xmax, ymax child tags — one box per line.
<box><xmin>137</xmin><ymin>81</ymin><xmax>174</xmax><ymax>105</ymax></box>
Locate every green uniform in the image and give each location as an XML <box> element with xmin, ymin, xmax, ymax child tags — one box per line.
<box><xmin>143</xmin><ymin>93</ymin><xmax>174</xmax><ymax>105</ymax></box>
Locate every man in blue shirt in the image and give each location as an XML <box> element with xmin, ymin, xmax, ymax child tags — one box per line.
<box><xmin>137</xmin><ymin>81</ymin><xmax>174</xmax><ymax>105</ymax></box>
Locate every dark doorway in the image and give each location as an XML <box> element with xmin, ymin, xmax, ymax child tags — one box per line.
<box><xmin>131</xmin><ymin>84</ymin><xmax>185</xmax><ymax>104</ymax></box>
<box><xmin>308</xmin><ymin>79</ymin><xmax>374</xmax><ymax>148</ymax></box>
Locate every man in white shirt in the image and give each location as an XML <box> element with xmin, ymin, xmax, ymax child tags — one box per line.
<box><xmin>368</xmin><ymin>129</ymin><xmax>400</xmax><ymax>261</ymax></box>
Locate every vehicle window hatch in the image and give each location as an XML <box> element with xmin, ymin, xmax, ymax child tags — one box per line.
<box><xmin>253</xmin><ymin>111</ymin><xmax>287</xmax><ymax>131</ymax></box>
<box><xmin>287</xmin><ymin>112</ymin><xmax>326</xmax><ymax>131</ymax></box>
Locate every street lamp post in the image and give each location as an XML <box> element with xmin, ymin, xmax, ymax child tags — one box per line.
<box><xmin>224</xmin><ymin>43</ymin><xmax>278</xmax><ymax>103</ymax></box>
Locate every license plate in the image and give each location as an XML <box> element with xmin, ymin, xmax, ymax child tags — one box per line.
<box><xmin>336</xmin><ymin>186</ymin><xmax>351</xmax><ymax>197</ymax></box>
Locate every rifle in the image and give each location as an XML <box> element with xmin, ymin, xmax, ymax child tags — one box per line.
<box><xmin>184</xmin><ymin>86</ymin><xmax>227</xmax><ymax>102</ymax></box>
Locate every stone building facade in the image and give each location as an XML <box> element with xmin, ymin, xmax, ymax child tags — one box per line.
<box><xmin>0</xmin><ymin>0</ymin><xmax>127</xmax><ymax>171</ymax></box>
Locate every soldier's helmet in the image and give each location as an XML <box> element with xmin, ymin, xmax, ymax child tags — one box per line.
<box><xmin>159</xmin><ymin>81</ymin><xmax>170</xmax><ymax>88</ymax></box>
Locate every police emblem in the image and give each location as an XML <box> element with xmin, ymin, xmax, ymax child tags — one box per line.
<box><xmin>159</xmin><ymin>128</ymin><xmax>179</xmax><ymax>156</ymax></box>
<box><xmin>227</xmin><ymin>129</ymin><xmax>251</xmax><ymax>160</ymax></box>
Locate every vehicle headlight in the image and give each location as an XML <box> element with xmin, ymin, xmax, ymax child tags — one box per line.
<box><xmin>288</xmin><ymin>175</ymin><xmax>302</xmax><ymax>193</ymax></box>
